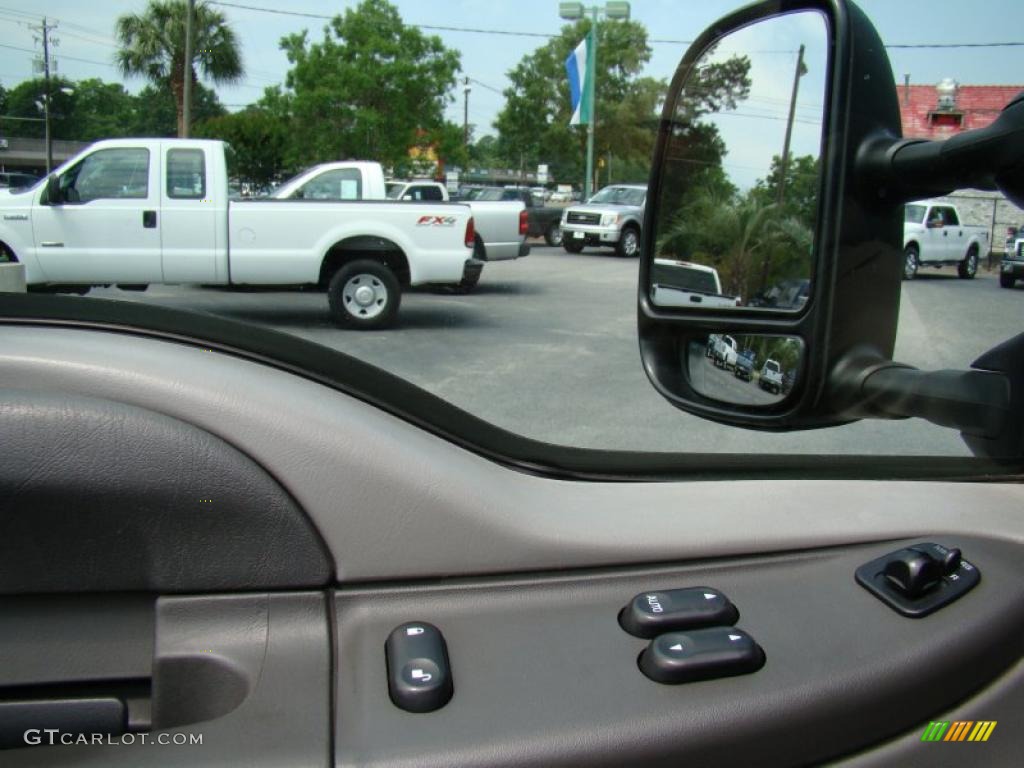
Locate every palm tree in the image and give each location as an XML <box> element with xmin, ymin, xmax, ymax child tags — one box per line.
<box><xmin>116</xmin><ymin>0</ymin><xmax>243</xmax><ymax>137</ymax></box>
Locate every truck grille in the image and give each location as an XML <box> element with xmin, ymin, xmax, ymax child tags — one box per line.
<box><xmin>1018</xmin><ymin>242</ymin><xmax>1024</xmax><ymax>260</ymax></box>
<box><xmin>567</xmin><ymin>212</ymin><xmax>601</xmax><ymax>225</ymax></box>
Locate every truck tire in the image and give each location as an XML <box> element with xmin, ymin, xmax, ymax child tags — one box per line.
<box><xmin>903</xmin><ymin>245</ymin><xmax>919</xmax><ymax>280</ymax></box>
<box><xmin>958</xmin><ymin>247</ymin><xmax>978</xmax><ymax>279</ymax></box>
<box><xmin>327</xmin><ymin>259</ymin><xmax>400</xmax><ymax>329</ymax></box>
<box><xmin>1000</xmin><ymin>274</ymin><xmax>1016</xmax><ymax>289</ymax></box>
<box><xmin>563</xmin><ymin>238</ymin><xmax>585</xmax><ymax>254</ymax></box>
<box><xmin>616</xmin><ymin>226</ymin><xmax>640</xmax><ymax>258</ymax></box>
<box><xmin>544</xmin><ymin>222</ymin><xmax>563</xmax><ymax>247</ymax></box>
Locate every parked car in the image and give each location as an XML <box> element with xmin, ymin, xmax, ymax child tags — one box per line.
<box><xmin>381</xmin><ymin>179</ymin><xmax>529</xmax><ymax>264</ymax></box>
<box><xmin>759</xmin><ymin>359</ymin><xmax>784</xmax><ymax>394</ymax></box>
<box><xmin>649</xmin><ymin>259</ymin><xmax>741</xmax><ymax>308</ymax></box>
<box><xmin>560</xmin><ymin>184</ymin><xmax>646</xmax><ymax>257</ymax></box>
<box><xmin>1001</xmin><ymin>229</ymin><xmax>1024</xmax><ymax>289</ymax></box>
<box><xmin>747</xmin><ymin>278</ymin><xmax>809</xmax><ymax>310</ymax></box>
<box><xmin>0</xmin><ymin>171</ymin><xmax>40</xmax><ymax>189</ymax></box>
<box><xmin>903</xmin><ymin>201</ymin><xmax>989</xmax><ymax>280</ymax></box>
<box><xmin>713</xmin><ymin>334</ymin><xmax>738</xmax><ymax>371</ymax></box>
<box><xmin>734</xmin><ymin>350</ymin><xmax>757</xmax><ymax>381</ymax></box>
<box><xmin>461</xmin><ymin>186</ymin><xmax>564</xmax><ymax>246</ymax></box>
<box><xmin>1</xmin><ymin>139</ymin><xmax>474</xmax><ymax>328</ymax></box>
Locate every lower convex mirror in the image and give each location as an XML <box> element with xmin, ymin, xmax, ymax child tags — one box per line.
<box><xmin>687</xmin><ymin>334</ymin><xmax>803</xmax><ymax>406</ymax></box>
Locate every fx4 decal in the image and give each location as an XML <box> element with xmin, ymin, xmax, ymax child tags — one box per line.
<box><xmin>416</xmin><ymin>216</ymin><xmax>458</xmax><ymax>227</ymax></box>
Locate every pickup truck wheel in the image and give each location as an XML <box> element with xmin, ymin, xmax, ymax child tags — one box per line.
<box><xmin>958</xmin><ymin>247</ymin><xmax>979</xmax><ymax>279</ymax></box>
<box><xmin>616</xmin><ymin>226</ymin><xmax>640</xmax><ymax>258</ymax></box>
<box><xmin>544</xmin><ymin>223</ymin><xmax>563</xmax><ymax>247</ymax></box>
<box><xmin>903</xmin><ymin>246</ymin><xmax>919</xmax><ymax>280</ymax></box>
<box><xmin>328</xmin><ymin>260</ymin><xmax>400</xmax><ymax>329</ymax></box>
<box><xmin>563</xmin><ymin>238</ymin><xmax>585</xmax><ymax>254</ymax></box>
<box><xmin>1000</xmin><ymin>274</ymin><xmax>1016</xmax><ymax>289</ymax></box>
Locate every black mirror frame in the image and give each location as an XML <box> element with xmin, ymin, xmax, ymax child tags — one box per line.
<box><xmin>639</xmin><ymin>0</ymin><xmax>904</xmax><ymax>431</ymax></box>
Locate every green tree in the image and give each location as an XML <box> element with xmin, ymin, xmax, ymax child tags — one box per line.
<box><xmin>495</xmin><ymin>18</ymin><xmax>662</xmax><ymax>187</ymax></box>
<box><xmin>196</xmin><ymin>108</ymin><xmax>288</xmax><ymax>185</ymax></box>
<box><xmin>66</xmin><ymin>79</ymin><xmax>137</xmax><ymax>141</ymax></box>
<box><xmin>130</xmin><ymin>81</ymin><xmax>226</xmax><ymax>137</ymax></box>
<box><xmin>275</xmin><ymin>0</ymin><xmax>461</xmax><ymax>170</ymax></box>
<box><xmin>2</xmin><ymin>77</ymin><xmax>76</xmax><ymax>140</ymax></box>
<box><xmin>468</xmin><ymin>135</ymin><xmax>504</xmax><ymax>170</ymax></box>
<box><xmin>751</xmin><ymin>154</ymin><xmax>820</xmax><ymax>230</ymax></box>
<box><xmin>115</xmin><ymin>0</ymin><xmax>243</xmax><ymax>137</ymax></box>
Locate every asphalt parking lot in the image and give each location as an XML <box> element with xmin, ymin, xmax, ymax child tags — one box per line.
<box><xmin>90</xmin><ymin>244</ymin><xmax>1024</xmax><ymax>457</ymax></box>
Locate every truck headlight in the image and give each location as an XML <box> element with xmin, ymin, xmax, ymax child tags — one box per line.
<box><xmin>601</xmin><ymin>213</ymin><xmax>619</xmax><ymax>226</ymax></box>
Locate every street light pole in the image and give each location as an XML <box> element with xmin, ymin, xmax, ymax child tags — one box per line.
<box><xmin>463</xmin><ymin>77</ymin><xmax>471</xmax><ymax>151</ymax></box>
<box><xmin>41</xmin><ymin>17</ymin><xmax>53</xmax><ymax>173</ymax></box>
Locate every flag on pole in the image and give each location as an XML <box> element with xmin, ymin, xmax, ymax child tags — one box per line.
<box><xmin>565</xmin><ymin>37</ymin><xmax>592</xmax><ymax>126</ymax></box>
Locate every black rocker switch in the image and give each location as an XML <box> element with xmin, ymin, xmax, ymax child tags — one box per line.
<box><xmin>639</xmin><ymin>627</ymin><xmax>765</xmax><ymax>684</ymax></box>
<box><xmin>385</xmin><ymin>622</ymin><xmax>453</xmax><ymax>713</ymax></box>
<box><xmin>619</xmin><ymin>587</ymin><xmax>739</xmax><ymax>638</ymax></box>
<box><xmin>883</xmin><ymin>548</ymin><xmax>944</xmax><ymax>598</ymax></box>
<box><xmin>857</xmin><ymin>542</ymin><xmax>980</xmax><ymax>617</ymax></box>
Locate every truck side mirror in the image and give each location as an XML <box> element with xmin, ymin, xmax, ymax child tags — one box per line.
<box><xmin>45</xmin><ymin>174</ymin><xmax>63</xmax><ymax>205</ymax></box>
<box><xmin>638</xmin><ymin>0</ymin><xmax>1024</xmax><ymax>460</ymax></box>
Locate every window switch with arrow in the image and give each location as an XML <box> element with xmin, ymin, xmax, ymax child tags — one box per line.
<box><xmin>619</xmin><ymin>587</ymin><xmax>739</xmax><ymax>638</ymax></box>
<box><xmin>638</xmin><ymin>627</ymin><xmax>765</xmax><ymax>684</ymax></box>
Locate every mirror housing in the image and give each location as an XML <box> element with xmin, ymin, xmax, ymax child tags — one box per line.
<box><xmin>45</xmin><ymin>174</ymin><xmax>63</xmax><ymax>205</ymax></box>
<box><xmin>639</xmin><ymin>0</ymin><xmax>1024</xmax><ymax>459</ymax></box>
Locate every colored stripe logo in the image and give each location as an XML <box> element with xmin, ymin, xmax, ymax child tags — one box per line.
<box><xmin>921</xmin><ymin>721</ymin><xmax>996</xmax><ymax>742</ymax></box>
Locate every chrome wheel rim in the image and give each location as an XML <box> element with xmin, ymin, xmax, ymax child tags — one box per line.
<box><xmin>905</xmin><ymin>251</ymin><xmax>917</xmax><ymax>279</ymax></box>
<box><xmin>342</xmin><ymin>274</ymin><xmax>388</xmax><ymax>320</ymax></box>
<box><xmin>967</xmin><ymin>252</ymin><xmax>977</xmax><ymax>276</ymax></box>
<box><xmin>622</xmin><ymin>230</ymin><xmax>639</xmax><ymax>256</ymax></box>
<box><xmin>550</xmin><ymin>225</ymin><xmax>562</xmax><ymax>246</ymax></box>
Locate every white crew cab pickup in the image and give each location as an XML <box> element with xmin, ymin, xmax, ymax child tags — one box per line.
<box><xmin>0</xmin><ymin>139</ymin><xmax>474</xmax><ymax>328</ymax></box>
<box><xmin>272</xmin><ymin>166</ymin><xmax>528</xmax><ymax>272</ymax></box>
<box><xmin>903</xmin><ymin>201</ymin><xmax>989</xmax><ymax>280</ymax></box>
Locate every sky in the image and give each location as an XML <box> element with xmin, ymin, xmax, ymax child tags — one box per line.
<box><xmin>1</xmin><ymin>0</ymin><xmax>1022</xmax><ymax>174</ymax></box>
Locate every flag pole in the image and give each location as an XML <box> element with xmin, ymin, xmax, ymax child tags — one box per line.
<box><xmin>584</xmin><ymin>8</ymin><xmax>597</xmax><ymax>199</ymax></box>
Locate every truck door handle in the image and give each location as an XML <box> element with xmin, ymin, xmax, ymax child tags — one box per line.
<box><xmin>143</xmin><ymin>210</ymin><xmax>157</xmax><ymax>229</ymax></box>
<box><xmin>943</xmin><ymin>231</ymin><xmax>948</xmax><ymax>237</ymax></box>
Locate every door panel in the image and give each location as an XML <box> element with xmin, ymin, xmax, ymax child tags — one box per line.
<box><xmin>30</xmin><ymin>147</ymin><xmax>162</xmax><ymax>283</ymax></box>
<box><xmin>160</xmin><ymin>146</ymin><xmax>222</xmax><ymax>283</ymax></box>
<box><xmin>1</xmin><ymin>323</ymin><xmax>1022</xmax><ymax>765</ymax></box>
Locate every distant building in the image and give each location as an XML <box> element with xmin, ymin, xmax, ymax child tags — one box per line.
<box><xmin>898</xmin><ymin>79</ymin><xmax>1021</xmax><ymax>140</ymax></box>
<box><xmin>899</xmin><ymin>80</ymin><xmax>1024</xmax><ymax>258</ymax></box>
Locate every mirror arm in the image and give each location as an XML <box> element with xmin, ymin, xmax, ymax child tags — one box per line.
<box><xmin>830</xmin><ymin>335</ymin><xmax>1024</xmax><ymax>459</ymax></box>
<box><xmin>857</xmin><ymin>91</ymin><xmax>1024</xmax><ymax>205</ymax></box>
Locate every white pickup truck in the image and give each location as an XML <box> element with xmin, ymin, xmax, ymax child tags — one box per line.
<box><xmin>0</xmin><ymin>139</ymin><xmax>475</xmax><ymax>328</ymax></box>
<box><xmin>649</xmin><ymin>259</ymin><xmax>741</xmax><ymax>308</ymax></box>
<box><xmin>903</xmin><ymin>201</ymin><xmax>989</xmax><ymax>280</ymax></box>
<box><xmin>273</xmin><ymin>167</ymin><xmax>528</xmax><ymax>279</ymax></box>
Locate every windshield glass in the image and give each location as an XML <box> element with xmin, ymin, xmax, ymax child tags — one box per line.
<box><xmin>588</xmin><ymin>186</ymin><xmax>646</xmax><ymax>206</ymax></box>
<box><xmin>2</xmin><ymin>0</ymin><xmax>1020</xmax><ymax>463</ymax></box>
<box><xmin>905</xmin><ymin>204</ymin><xmax>927</xmax><ymax>223</ymax></box>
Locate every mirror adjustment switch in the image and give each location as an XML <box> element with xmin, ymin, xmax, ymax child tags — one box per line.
<box><xmin>385</xmin><ymin>622</ymin><xmax>453</xmax><ymax>713</ymax></box>
<box><xmin>619</xmin><ymin>587</ymin><xmax>739</xmax><ymax>638</ymax></box>
<box><xmin>856</xmin><ymin>542</ymin><xmax>980</xmax><ymax>617</ymax></box>
<box><xmin>639</xmin><ymin>627</ymin><xmax>765</xmax><ymax>684</ymax></box>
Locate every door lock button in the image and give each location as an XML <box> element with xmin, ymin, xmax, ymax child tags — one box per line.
<box><xmin>619</xmin><ymin>587</ymin><xmax>739</xmax><ymax>638</ymax></box>
<box><xmin>639</xmin><ymin>627</ymin><xmax>765</xmax><ymax>684</ymax></box>
<box><xmin>385</xmin><ymin>622</ymin><xmax>453</xmax><ymax>713</ymax></box>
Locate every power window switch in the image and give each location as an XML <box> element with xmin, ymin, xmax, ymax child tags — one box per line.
<box><xmin>639</xmin><ymin>627</ymin><xmax>765</xmax><ymax>684</ymax></box>
<box><xmin>619</xmin><ymin>587</ymin><xmax>739</xmax><ymax>638</ymax></box>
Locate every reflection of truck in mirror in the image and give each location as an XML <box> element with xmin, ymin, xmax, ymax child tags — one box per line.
<box><xmin>758</xmin><ymin>359</ymin><xmax>784</xmax><ymax>394</ymax></box>
<box><xmin>650</xmin><ymin>259</ymin><xmax>742</xmax><ymax>308</ymax></box>
<box><xmin>734</xmin><ymin>349</ymin><xmax>757</xmax><ymax>381</ymax></box>
<box><xmin>902</xmin><ymin>201</ymin><xmax>988</xmax><ymax>280</ymax></box>
<box><xmin>712</xmin><ymin>334</ymin><xmax>738</xmax><ymax>371</ymax></box>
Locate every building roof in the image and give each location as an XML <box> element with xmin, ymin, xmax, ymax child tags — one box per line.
<box><xmin>898</xmin><ymin>84</ymin><xmax>1022</xmax><ymax>140</ymax></box>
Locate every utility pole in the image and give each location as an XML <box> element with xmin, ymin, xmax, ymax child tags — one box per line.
<box><xmin>182</xmin><ymin>0</ymin><xmax>195</xmax><ymax>138</ymax></box>
<box><xmin>462</xmin><ymin>77</ymin><xmax>471</xmax><ymax>151</ymax></box>
<box><xmin>776</xmin><ymin>44</ymin><xmax>806</xmax><ymax>206</ymax></box>
<box><xmin>585</xmin><ymin>6</ymin><xmax>598</xmax><ymax>199</ymax></box>
<box><xmin>38</xmin><ymin>17</ymin><xmax>56</xmax><ymax>173</ymax></box>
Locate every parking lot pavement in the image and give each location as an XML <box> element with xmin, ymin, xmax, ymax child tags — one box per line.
<box><xmin>89</xmin><ymin>246</ymin><xmax>1022</xmax><ymax>457</ymax></box>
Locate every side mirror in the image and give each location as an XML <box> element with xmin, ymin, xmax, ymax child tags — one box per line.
<box><xmin>45</xmin><ymin>174</ymin><xmax>63</xmax><ymax>205</ymax></box>
<box><xmin>639</xmin><ymin>0</ymin><xmax>1024</xmax><ymax>460</ymax></box>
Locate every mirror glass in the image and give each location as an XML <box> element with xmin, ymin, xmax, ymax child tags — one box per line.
<box><xmin>686</xmin><ymin>334</ymin><xmax>804</xmax><ymax>406</ymax></box>
<box><xmin>649</xmin><ymin>11</ymin><xmax>827</xmax><ymax>311</ymax></box>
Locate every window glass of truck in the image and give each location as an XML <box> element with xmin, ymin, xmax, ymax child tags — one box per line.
<box><xmin>167</xmin><ymin>149</ymin><xmax>206</xmax><ymax>199</ymax></box>
<box><xmin>60</xmin><ymin>148</ymin><xmax>150</xmax><ymax>203</ymax></box>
